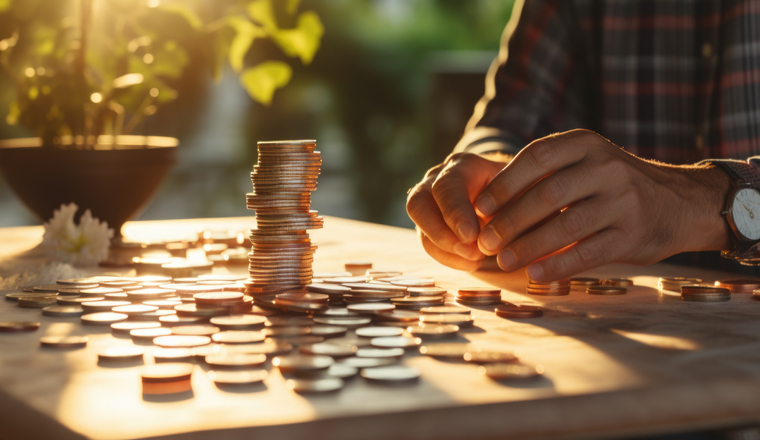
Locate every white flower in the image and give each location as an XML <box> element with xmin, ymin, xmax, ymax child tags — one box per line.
<box><xmin>42</xmin><ymin>203</ymin><xmax>114</xmax><ymax>266</ymax></box>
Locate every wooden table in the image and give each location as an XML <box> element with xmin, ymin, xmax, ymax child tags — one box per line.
<box><xmin>1</xmin><ymin>216</ymin><xmax>759</xmax><ymax>440</ymax></box>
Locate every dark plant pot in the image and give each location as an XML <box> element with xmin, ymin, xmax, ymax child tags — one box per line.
<box><xmin>0</xmin><ymin>136</ymin><xmax>177</xmax><ymax>237</ymax></box>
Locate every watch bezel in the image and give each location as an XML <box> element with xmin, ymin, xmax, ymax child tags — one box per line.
<box><xmin>725</xmin><ymin>185</ymin><xmax>760</xmax><ymax>242</ymax></box>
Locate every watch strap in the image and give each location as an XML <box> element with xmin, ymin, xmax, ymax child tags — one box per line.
<box><xmin>697</xmin><ymin>159</ymin><xmax>760</xmax><ymax>189</ymax></box>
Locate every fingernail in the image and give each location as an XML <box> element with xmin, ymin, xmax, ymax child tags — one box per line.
<box><xmin>454</xmin><ymin>242</ymin><xmax>480</xmax><ymax>261</ymax></box>
<box><xmin>457</xmin><ymin>222</ymin><xmax>476</xmax><ymax>243</ymax></box>
<box><xmin>527</xmin><ymin>264</ymin><xmax>544</xmax><ymax>281</ymax></box>
<box><xmin>476</xmin><ymin>193</ymin><xmax>496</xmax><ymax>217</ymax></box>
<box><xmin>498</xmin><ymin>249</ymin><xmax>517</xmax><ymax>271</ymax></box>
<box><xmin>479</xmin><ymin>227</ymin><xmax>502</xmax><ymax>252</ymax></box>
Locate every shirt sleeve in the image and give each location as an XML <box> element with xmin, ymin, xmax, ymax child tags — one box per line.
<box><xmin>455</xmin><ymin>0</ymin><xmax>590</xmax><ymax>155</ymax></box>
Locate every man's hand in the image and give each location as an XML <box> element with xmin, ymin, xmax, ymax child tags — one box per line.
<box><xmin>406</xmin><ymin>152</ymin><xmax>509</xmax><ymax>271</ymax></box>
<box><xmin>473</xmin><ymin>129</ymin><xmax>732</xmax><ymax>281</ymax></box>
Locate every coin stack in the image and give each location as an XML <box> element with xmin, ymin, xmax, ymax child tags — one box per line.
<box><xmin>658</xmin><ymin>277</ymin><xmax>701</xmax><ymax>292</ymax></box>
<box><xmin>714</xmin><ymin>279</ymin><xmax>760</xmax><ymax>293</ymax></box>
<box><xmin>526</xmin><ymin>278</ymin><xmax>570</xmax><ymax>296</ymax></box>
<box><xmin>245</xmin><ymin>140</ymin><xmax>323</xmax><ymax>297</ymax></box>
<box><xmin>455</xmin><ymin>287</ymin><xmax>502</xmax><ymax>305</ymax></box>
<box><xmin>681</xmin><ymin>285</ymin><xmax>730</xmax><ymax>302</ymax></box>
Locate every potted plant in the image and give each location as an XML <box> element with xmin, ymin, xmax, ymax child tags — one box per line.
<box><xmin>0</xmin><ymin>0</ymin><xmax>323</xmax><ymax>237</ymax></box>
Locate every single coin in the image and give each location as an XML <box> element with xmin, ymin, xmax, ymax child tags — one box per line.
<box><xmin>131</xmin><ymin>327</ymin><xmax>173</xmax><ymax>342</ymax></box>
<box><xmin>373</xmin><ymin>310</ymin><xmax>422</xmax><ymax>323</ymax></box>
<box><xmin>390</xmin><ymin>279</ymin><xmax>436</xmax><ymax>288</ymax></box>
<box><xmin>205</xmin><ymin>353</ymin><xmax>267</xmax><ymax>368</ymax></box>
<box><xmin>338</xmin><ymin>356</ymin><xmax>398</xmax><ymax>368</ymax></box>
<box><xmin>407</xmin><ymin>324</ymin><xmax>459</xmax><ymax>340</ymax></box>
<box><xmin>570</xmin><ymin>277</ymin><xmax>601</xmax><ymax>286</ymax></box>
<box><xmin>371</xmin><ymin>336</ymin><xmax>422</xmax><ymax>349</ymax></box>
<box><xmin>408</xmin><ymin>287</ymin><xmax>447</xmax><ymax>297</ymax></box>
<box><xmin>40</xmin><ymin>335</ymin><xmax>88</xmax><ymax>348</ymax></box>
<box><xmin>310</xmin><ymin>325</ymin><xmax>348</xmax><ymax>338</ymax></box>
<box><xmin>194</xmin><ymin>292</ymin><xmax>244</xmax><ymax>305</ymax></box>
<box><xmin>604</xmin><ymin>278</ymin><xmax>634</xmax><ymax>287</ymax></box>
<box><xmin>347</xmin><ymin>303</ymin><xmax>395</xmax><ymax>314</ymax></box>
<box><xmin>174</xmin><ymin>304</ymin><xmax>227</xmax><ymax>318</ymax></box>
<box><xmin>210</xmin><ymin>314</ymin><xmax>267</xmax><ymax>330</ymax></box>
<box><xmin>456</xmin><ymin>297</ymin><xmax>503</xmax><ymax>306</ymax></box>
<box><xmin>31</xmin><ymin>284</ymin><xmax>61</xmax><ymax>293</ymax></box>
<box><xmin>153</xmin><ymin>335</ymin><xmax>212</xmax><ymax>348</ymax></box>
<box><xmin>81</xmin><ymin>312</ymin><xmax>128</xmax><ymax>325</ymax></box>
<box><xmin>98</xmin><ymin>346</ymin><xmax>145</xmax><ymax>362</ymax></box>
<box><xmin>81</xmin><ymin>300</ymin><xmax>131</xmax><ymax>313</ymax></box>
<box><xmin>715</xmin><ymin>279</ymin><xmax>760</xmax><ymax>293</ymax></box>
<box><xmin>0</xmin><ymin>321</ymin><xmax>40</xmax><ymax>332</ymax></box>
<box><xmin>141</xmin><ymin>363</ymin><xmax>193</xmax><ymax>383</ymax></box>
<box><xmin>419</xmin><ymin>314</ymin><xmax>474</xmax><ymax>327</ymax></box>
<box><xmin>356</xmin><ymin>326</ymin><xmax>404</xmax><ymax>338</ymax></box>
<box><xmin>42</xmin><ymin>306</ymin><xmax>84</xmax><ymax>318</ymax></box>
<box><xmin>18</xmin><ymin>296</ymin><xmax>58</xmax><ymax>308</ymax></box>
<box><xmin>457</xmin><ymin>287</ymin><xmax>501</xmax><ymax>296</ymax></box>
<box><xmin>355</xmin><ymin>347</ymin><xmax>405</xmax><ymax>358</ymax></box>
<box><xmin>58</xmin><ymin>296</ymin><xmax>104</xmax><ymax>306</ymax></box>
<box><xmin>419</xmin><ymin>343</ymin><xmax>474</xmax><ymax>360</ymax></box>
<box><xmin>681</xmin><ymin>286</ymin><xmax>731</xmax><ymax>295</ymax></box>
<box><xmin>285</xmin><ymin>377</ymin><xmax>344</xmax><ymax>393</ymax></box>
<box><xmin>111</xmin><ymin>321</ymin><xmax>161</xmax><ymax>335</ymax></box>
<box><xmin>5</xmin><ymin>292</ymin><xmax>47</xmax><ymax>301</ymax></box>
<box><xmin>171</xmin><ymin>325</ymin><xmax>220</xmax><ymax>337</ymax></box>
<box><xmin>313</xmin><ymin>317</ymin><xmax>372</xmax><ymax>328</ymax></box>
<box><xmin>210</xmin><ymin>369</ymin><xmax>268</xmax><ymax>386</ymax></box>
<box><xmin>464</xmin><ymin>350</ymin><xmax>518</xmax><ymax>364</ymax></box>
<box><xmin>480</xmin><ymin>363</ymin><xmax>545</xmax><ymax>380</ymax></box>
<box><xmin>495</xmin><ymin>304</ymin><xmax>543</xmax><ymax>319</ymax></box>
<box><xmin>307</xmin><ymin>284</ymin><xmax>351</xmax><ymax>295</ymax></box>
<box><xmin>212</xmin><ymin>331</ymin><xmax>265</xmax><ymax>344</ymax></box>
<box><xmin>153</xmin><ymin>348</ymin><xmax>193</xmax><ymax>363</ymax></box>
<box><xmin>525</xmin><ymin>287</ymin><xmax>570</xmax><ymax>296</ymax></box>
<box><xmin>361</xmin><ymin>366</ymin><xmax>420</xmax><ymax>383</ymax></box>
<box><xmin>587</xmin><ymin>286</ymin><xmax>627</xmax><ymax>295</ymax></box>
<box><xmin>391</xmin><ymin>296</ymin><xmax>444</xmax><ymax>305</ymax></box>
<box><xmin>273</xmin><ymin>354</ymin><xmax>334</xmax><ymax>374</ymax></box>
<box><xmin>112</xmin><ymin>305</ymin><xmax>160</xmax><ymax>315</ymax></box>
<box><xmin>327</xmin><ymin>364</ymin><xmax>359</xmax><ymax>379</ymax></box>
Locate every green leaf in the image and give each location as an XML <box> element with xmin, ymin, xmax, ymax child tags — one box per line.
<box><xmin>227</xmin><ymin>16</ymin><xmax>266</xmax><ymax>73</ymax></box>
<box><xmin>247</xmin><ymin>0</ymin><xmax>276</xmax><ymax>31</ymax></box>
<box><xmin>239</xmin><ymin>61</ymin><xmax>292</xmax><ymax>106</ymax></box>
<box><xmin>156</xmin><ymin>4</ymin><xmax>202</xmax><ymax>31</ymax></box>
<box><xmin>272</xmin><ymin>11</ymin><xmax>323</xmax><ymax>65</ymax></box>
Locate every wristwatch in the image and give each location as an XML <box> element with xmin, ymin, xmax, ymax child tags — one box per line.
<box><xmin>701</xmin><ymin>159</ymin><xmax>760</xmax><ymax>264</ymax></box>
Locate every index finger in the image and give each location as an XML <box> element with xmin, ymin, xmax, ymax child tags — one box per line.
<box><xmin>474</xmin><ymin>130</ymin><xmax>592</xmax><ymax>218</ymax></box>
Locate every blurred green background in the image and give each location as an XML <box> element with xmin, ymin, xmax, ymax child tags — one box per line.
<box><xmin>0</xmin><ymin>0</ymin><xmax>516</xmax><ymax>228</ymax></box>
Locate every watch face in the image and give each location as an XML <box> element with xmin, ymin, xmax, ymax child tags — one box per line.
<box><xmin>731</xmin><ymin>188</ymin><xmax>760</xmax><ymax>241</ymax></box>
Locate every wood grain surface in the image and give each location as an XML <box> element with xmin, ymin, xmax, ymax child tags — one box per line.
<box><xmin>0</xmin><ymin>216</ymin><xmax>759</xmax><ymax>440</ymax></box>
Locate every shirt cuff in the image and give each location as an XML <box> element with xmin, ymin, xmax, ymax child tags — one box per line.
<box><xmin>453</xmin><ymin>127</ymin><xmax>525</xmax><ymax>155</ymax></box>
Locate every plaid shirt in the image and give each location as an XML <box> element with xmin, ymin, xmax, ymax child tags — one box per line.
<box><xmin>458</xmin><ymin>0</ymin><xmax>760</xmax><ymax>172</ymax></box>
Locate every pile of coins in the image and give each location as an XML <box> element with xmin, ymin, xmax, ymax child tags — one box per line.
<box><xmin>681</xmin><ymin>285</ymin><xmax>731</xmax><ymax>302</ymax></box>
<box><xmin>526</xmin><ymin>279</ymin><xmax>570</xmax><ymax>296</ymax></box>
<box><xmin>245</xmin><ymin>140</ymin><xmax>323</xmax><ymax>297</ymax></box>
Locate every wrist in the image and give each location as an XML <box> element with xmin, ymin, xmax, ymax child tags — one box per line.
<box><xmin>676</xmin><ymin>165</ymin><xmax>733</xmax><ymax>252</ymax></box>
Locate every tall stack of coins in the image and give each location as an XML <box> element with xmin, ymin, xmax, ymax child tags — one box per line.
<box><xmin>245</xmin><ymin>140</ymin><xmax>323</xmax><ymax>297</ymax></box>
<box><xmin>526</xmin><ymin>279</ymin><xmax>570</xmax><ymax>296</ymax></box>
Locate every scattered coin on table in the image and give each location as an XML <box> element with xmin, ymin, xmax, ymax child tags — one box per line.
<box><xmin>210</xmin><ymin>369</ymin><xmax>268</xmax><ymax>386</ymax></box>
<box><xmin>361</xmin><ymin>366</ymin><xmax>421</xmax><ymax>384</ymax></box>
<box><xmin>40</xmin><ymin>336</ymin><xmax>88</xmax><ymax>348</ymax></box>
<box><xmin>0</xmin><ymin>321</ymin><xmax>40</xmax><ymax>332</ymax></box>
<box><xmin>480</xmin><ymin>363</ymin><xmax>545</xmax><ymax>381</ymax></box>
<box><xmin>98</xmin><ymin>346</ymin><xmax>145</xmax><ymax>362</ymax></box>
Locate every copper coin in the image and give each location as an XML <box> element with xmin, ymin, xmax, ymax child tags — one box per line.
<box><xmin>495</xmin><ymin>304</ymin><xmax>543</xmax><ymax>319</ymax></box>
<box><xmin>98</xmin><ymin>346</ymin><xmax>145</xmax><ymax>362</ymax></box>
<box><xmin>570</xmin><ymin>277</ymin><xmax>601</xmax><ymax>286</ymax></box>
<box><xmin>715</xmin><ymin>279</ymin><xmax>760</xmax><ymax>293</ymax></box>
<box><xmin>205</xmin><ymin>353</ymin><xmax>267</xmax><ymax>368</ymax></box>
<box><xmin>80</xmin><ymin>287</ymin><xmax>124</xmax><ymax>296</ymax></box>
<box><xmin>153</xmin><ymin>335</ymin><xmax>212</xmax><ymax>348</ymax></box>
<box><xmin>356</xmin><ymin>327</ymin><xmax>404</xmax><ymax>338</ymax></box>
<box><xmin>42</xmin><ymin>305</ymin><xmax>84</xmax><ymax>318</ymax></box>
<box><xmin>0</xmin><ymin>321</ymin><xmax>40</xmax><ymax>332</ymax></box>
<box><xmin>604</xmin><ymin>278</ymin><xmax>634</xmax><ymax>287</ymax></box>
<box><xmin>361</xmin><ymin>366</ymin><xmax>420</xmax><ymax>383</ymax></box>
<box><xmin>58</xmin><ymin>296</ymin><xmax>104</xmax><ymax>306</ymax></box>
<box><xmin>456</xmin><ymin>287</ymin><xmax>501</xmax><ymax>296</ymax></box>
<box><xmin>587</xmin><ymin>286</ymin><xmax>627</xmax><ymax>295</ymax></box>
<box><xmin>18</xmin><ymin>296</ymin><xmax>58</xmax><ymax>308</ymax></box>
<box><xmin>212</xmin><ymin>331</ymin><xmax>265</xmax><ymax>344</ymax></box>
<box><xmin>40</xmin><ymin>335</ymin><xmax>88</xmax><ymax>348</ymax></box>
<box><xmin>355</xmin><ymin>347</ymin><xmax>405</xmax><ymax>358</ymax></box>
<box><xmin>141</xmin><ymin>363</ymin><xmax>193</xmax><ymax>383</ymax></box>
<box><xmin>480</xmin><ymin>363</ymin><xmax>545</xmax><ymax>380</ymax></box>
<box><xmin>81</xmin><ymin>312</ymin><xmax>128</xmax><ymax>325</ymax></box>
<box><xmin>174</xmin><ymin>304</ymin><xmax>227</xmax><ymax>318</ymax></box>
<box><xmin>194</xmin><ymin>292</ymin><xmax>244</xmax><ymax>305</ymax></box>
<box><xmin>525</xmin><ymin>287</ymin><xmax>570</xmax><ymax>296</ymax></box>
<box><xmin>31</xmin><ymin>284</ymin><xmax>60</xmax><ymax>293</ymax></box>
<box><xmin>371</xmin><ymin>336</ymin><xmax>421</xmax><ymax>349</ymax></box>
